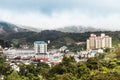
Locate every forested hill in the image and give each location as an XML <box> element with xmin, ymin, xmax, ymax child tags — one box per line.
<box><xmin>0</xmin><ymin>30</ymin><xmax>120</xmax><ymax>48</ymax></box>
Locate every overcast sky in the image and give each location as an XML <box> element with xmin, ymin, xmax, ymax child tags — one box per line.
<box><xmin>0</xmin><ymin>0</ymin><xmax>120</xmax><ymax>30</ymax></box>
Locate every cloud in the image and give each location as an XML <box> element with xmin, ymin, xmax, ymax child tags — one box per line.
<box><xmin>0</xmin><ymin>0</ymin><xmax>120</xmax><ymax>30</ymax></box>
<box><xmin>0</xmin><ymin>9</ymin><xmax>120</xmax><ymax>30</ymax></box>
<box><xmin>0</xmin><ymin>0</ymin><xmax>80</xmax><ymax>12</ymax></box>
<box><xmin>89</xmin><ymin>0</ymin><xmax>120</xmax><ymax>8</ymax></box>
<box><xmin>1</xmin><ymin>0</ymin><xmax>120</xmax><ymax>13</ymax></box>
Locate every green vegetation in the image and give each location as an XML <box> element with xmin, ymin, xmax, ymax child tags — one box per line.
<box><xmin>0</xmin><ymin>30</ymin><xmax>120</xmax><ymax>79</ymax></box>
<box><xmin>0</xmin><ymin>56</ymin><xmax>12</xmax><ymax>76</ymax></box>
<box><xmin>0</xmin><ymin>30</ymin><xmax>120</xmax><ymax>50</ymax></box>
<box><xmin>1</xmin><ymin>46</ymin><xmax>120</xmax><ymax>80</ymax></box>
<box><xmin>1</xmin><ymin>30</ymin><xmax>120</xmax><ymax>49</ymax></box>
<box><xmin>68</xmin><ymin>44</ymin><xmax>86</xmax><ymax>52</ymax></box>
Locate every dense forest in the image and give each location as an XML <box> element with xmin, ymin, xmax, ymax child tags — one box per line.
<box><xmin>0</xmin><ymin>46</ymin><xmax>120</xmax><ymax>80</ymax></box>
<box><xmin>0</xmin><ymin>30</ymin><xmax>120</xmax><ymax>49</ymax></box>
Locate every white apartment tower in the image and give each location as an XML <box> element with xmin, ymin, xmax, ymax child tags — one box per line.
<box><xmin>87</xmin><ymin>33</ymin><xmax>112</xmax><ymax>50</ymax></box>
<box><xmin>34</xmin><ymin>41</ymin><xmax>47</xmax><ymax>53</ymax></box>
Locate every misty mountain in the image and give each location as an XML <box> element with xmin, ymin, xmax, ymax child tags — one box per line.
<box><xmin>0</xmin><ymin>21</ymin><xmax>41</xmax><ymax>35</ymax></box>
<box><xmin>18</xmin><ymin>25</ymin><xmax>41</xmax><ymax>32</ymax></box>
<box><xmin>0</xmin><ymin>21</ymin><xmax>107</xmax><ymax>35</ymax></box>
<box><xmin>0</xmin><ymin>21</ymin><xmax>119</xmax><ymax>49</ymax></box>
<box><xmin>57</xmin><ymin>26</ymin><xmax>106</xmax><ymax>33</ymax></box>
<box><xmin>0</xmin><ymin>21</ymin><xmax>30</xmax><ymax>34</ymax></box>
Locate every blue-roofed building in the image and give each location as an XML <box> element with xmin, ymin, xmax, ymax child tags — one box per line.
<box><xmin>34</xmin><ymin>41</ymin><xmax>47</xmax><ymax>44</ymax></box>
<box><xmin>34</xmin><ymin>41</ymin><xmax>47</xmax><ymax>53</ymax></box>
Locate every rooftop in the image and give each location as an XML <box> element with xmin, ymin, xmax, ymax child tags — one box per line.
<box><xmin>34</xmin><ymin>41</ymin><xmax>47</xmax><ymax>44</ymax></box>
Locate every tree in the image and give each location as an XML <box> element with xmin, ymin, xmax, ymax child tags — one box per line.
<box><xmin>19</xmin><ymin>65</ymin><xmax>27</xmax><ymax>76</ymax></box>
<box><xmin>0</xmin><ymin>56</ymin><xmax>12</xmax><ymax>75</ymax></box>
<box><xmin>115</xmin><ymin>47</ymin><xmax>120</xmax><ymax>59</ymax></box>
<box><xmin>91</xmin><ymin>72</ymin><xmax>120</xmax><ymax>80</ymax></box>
<box><xmin>108</xmin><ymin>61</ymin><xmax>117</xmax><ymax>69</ymax></box>
<box><xmin>62</xmin><ymin>56</ymin><xmax>75</xmax><ymax>65</ymax></box>
<box><xmin>76</xmin><ymin>62</ymin><xmax>90</xmax><ymax>79</ymax></box>
<box><xmin>55</xmin><ymin>73</ymin><xmax>78</xmax><ymax>80</ymax></box>
<box><xmin>86</xmin><ymin>57</ymin><xmax>101</xmax><ymax>70</ymax></box>
<box><xmin>5</xmin><ymin>71</ymin><xmax>29</xmax><ymax>80</ymax></box>
<box><xmin>104</xmin><ymin>48</ymin><xmax>111</xmax><ymax>53</ymax></box>
<box><xmin>36</xmin><ymin>62</ymin><xmax>50</xmax><ymax>76</ymax></box>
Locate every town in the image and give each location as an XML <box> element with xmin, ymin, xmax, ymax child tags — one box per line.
<box><xmin>0</xmin><ymin>33</ymin><xmax>112</xmax><ymax>72</ymax></box>
<box><xmin>1</xmin><ymin>0</ymin><xmax>120</xmax><ymax>79</ymax></box>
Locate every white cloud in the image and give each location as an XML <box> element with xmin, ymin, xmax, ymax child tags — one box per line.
<box><xmin>83</xmin><ymin>0</ymin><xmax>120</xmax><ymax>8</ymax></box>
<box><xmin>0</xmin><ymin>9</ymin><xmax>120</xmax><ymax>30</ymax></box>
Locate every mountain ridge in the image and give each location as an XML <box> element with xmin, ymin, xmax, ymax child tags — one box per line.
<box><xmin>0</xmin><ymin>21</ymin><xmax>30</xmax><ymax>34</ymax></box>
<box><xmin>56</xmin><ymin>26</ymin><xmax>107</xmax><ymax>33</ymax></box>
<box><xmin>0</xmin><ymin>21</ymin><xmax>107</xmax><ymax>34</ymax></box>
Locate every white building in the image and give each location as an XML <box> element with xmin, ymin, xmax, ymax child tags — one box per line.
<box><xmin>87</xmin><ymin>33</ymin><xmax>112</xmax><ymax>50</ymax></box>
<box><xmin>79</xmin><ymin>51</ymin><xmax>88</xmax><ymax>58</ymax></box>
<box><xmin>34</xmin><ymin>41</ymin><xmax>47</xmax><ymax>53</ymax></box>
<box><xmin>60</xmin><ymin>46</ymin><xmax>68</xmax><ymax>52</ymax></box>
<box><xmin>10</xmin><ymin>63</ymin><xmax>20</xmax><ymax>72</ymax></box>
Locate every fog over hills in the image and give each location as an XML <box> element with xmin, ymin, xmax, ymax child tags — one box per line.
<box><xmin>0</xmin><ymin>21</ymin><xmax>119</xmax><ymax>49</ymax></box>
<box><xmin>0</xmin><ymin>22</ymin><xmax>29</xmax><ymax>34</ymax></box>
<box><xmin>0</xmin><ymin>21</ymin><xmax>107</xmax><ymax>34</ymax></box>
<box><xmin>56</xmin><ymin>26</ymin><xmax>106</xmax><ymax>33</ymax></box>
<box><xmin>0</xmin><ymin>21</ymin><xmax>40</xmax><ymax>34</ymax></box>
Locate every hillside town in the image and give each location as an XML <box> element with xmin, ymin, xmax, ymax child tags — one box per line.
<box><xmin>1</xmin><ymin>0</ymin><xmax>120</xmax><ymax>79</ymax></box>
<box><xmin>0</xmin><ymin>33</ymin><xmax>112</xmax><ymax>72</ymax></box>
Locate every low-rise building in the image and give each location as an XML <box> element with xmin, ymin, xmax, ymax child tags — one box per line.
<box><xmin>60</xmin><ymin>46</ymin><xmax>68</xmax><ymax>52</ymax></box>
<box><xmin>10</xmin><ymin>63</ymin><xmax>20</xmax><ymax>72</ymax></box>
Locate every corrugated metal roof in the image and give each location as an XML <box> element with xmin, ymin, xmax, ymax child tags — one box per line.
<box><xmin>34</xmin><ymin>41</ymin><xmax>47</xmax><ymax>44</ymax></box>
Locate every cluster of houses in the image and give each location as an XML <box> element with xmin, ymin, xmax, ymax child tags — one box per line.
<box><xmin>77</xmin><ymin>49</ymin><xmax>104</xmax><ymax>58</ymax></box>
<box><xmin>0</xmin><ymin>33</ymin><xmax>112</xmax><ymax>71</ymax></box>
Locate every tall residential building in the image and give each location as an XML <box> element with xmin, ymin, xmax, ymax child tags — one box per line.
<box><xmin>34</xmin><ymin>41</ymin><xmax>47</xmax><ymax>53</ymax></box>
<box><xmin>87</xmin><ymin>33</ymin><xmax>112</xmax><ymax>50</ymax></box>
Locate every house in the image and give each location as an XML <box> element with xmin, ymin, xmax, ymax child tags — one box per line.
<box><xmin>10</xmin><ymin>63</ymin><xmax>20</xmax><ymax>72</ymax></box>
<box><xmin>88</xmin><ymin>49</ymin><xmax>104</xmax><ymax>58</ymax></box>
<box><xmin>79</xmin><ymin>51</ymin><xmax>88</xmax><ymax>58</ymax></box>
<box><xmin>60</xmin><ymin>46</ymin><xmax>68</xmax><ymax>52</ymax></box>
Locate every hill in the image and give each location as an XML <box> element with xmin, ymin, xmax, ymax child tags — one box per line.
<box><xmin>56</xmin><ymin>26</ymin><xmax>106</xmax><ymax>33</ymax></box>
<box><xmin>0</xmin><ymin>22</ymin><xmax>120</xmax><ymax>49</ymax></box>
<box><xmin>0</xmin><ymin>21</ymin><xmax>106</xmax><ymax>34</ymax></box>
<box><xmin>0</xmin><ymin>30</ymin><xmax>119</xmax><ymax>49</ymax></box>
<box><xmin>0</xmin><ymin>22</ymin><xmax>30</xmax><ymax>34</ymax></box>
